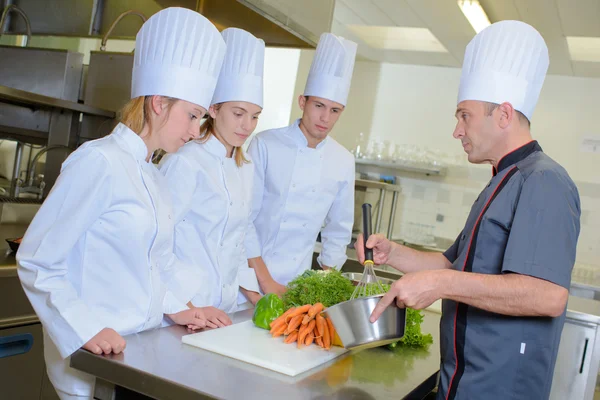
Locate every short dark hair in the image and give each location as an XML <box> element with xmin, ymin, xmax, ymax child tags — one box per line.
<box><xmin>484</xmin><ymin>102</ymin><xmax>530</xmax><ymax>128</ymax></box>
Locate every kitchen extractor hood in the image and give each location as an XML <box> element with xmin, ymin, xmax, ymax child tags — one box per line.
<box><xmin>1</xmin><ymin>0</ymin><xmax>335</xmax><ymax>48</ymax></box>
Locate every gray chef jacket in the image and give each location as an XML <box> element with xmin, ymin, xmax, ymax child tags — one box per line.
<box><xmin>437</xmin><ymin>141</ymin><xmax>581</xmax><ymax>400</ymax></box>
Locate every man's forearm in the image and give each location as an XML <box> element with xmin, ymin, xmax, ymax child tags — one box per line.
<box><xmin>439</xmin><ymin>269</ymin><xmax>568</xmax><ymax>317</ymax></box>
<box><xmin>390</xmin><ymin>243</ymin><xmax>452</xmax><ymax>273</ymax></box>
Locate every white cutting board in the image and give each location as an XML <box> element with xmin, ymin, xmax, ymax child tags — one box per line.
<box><xmin>182</xmin><ymin>320</ymin><xmax>348</xmax><ymax>376</ymax></box>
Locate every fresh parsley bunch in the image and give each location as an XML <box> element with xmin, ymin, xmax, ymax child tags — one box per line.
<box><xmin>283</xmin><ymin>269</ymin><xmax>355</xmax><ymax>309</ymax></box>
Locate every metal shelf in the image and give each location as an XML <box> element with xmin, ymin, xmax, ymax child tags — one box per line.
<box><xmin>0</xmin><ymin>85</ymin><xmax>116</xmax><ymax>118</ymax></box>
<box><xmin>355</xmin><ymin>158</ymin><xmax>446</xmax><ymax>176</ymax></box>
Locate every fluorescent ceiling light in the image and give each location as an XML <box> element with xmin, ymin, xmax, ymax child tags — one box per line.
<box><xmin>566</xmin><ymin>36</ymin><xmax>600</xmax><ymax>62</ymax></box>
<box><xmin>457</xmin><ymin>0</ymin><xmax>491</xmax><ymax>33</ymax></box>
<box><xmin>347</xmin><ymin>25</ymin><xmax>448</xmax><ymax>53</ymax></box>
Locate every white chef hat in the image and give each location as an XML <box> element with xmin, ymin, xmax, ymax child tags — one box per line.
<box><xmin>211</xmin><ymin>28</ymin><xmax>265</xmax><ymax>108</ymax></box>
<box><xmin>303</xmin><ymin>33</ymin><xmax>357</xmax><ymax>107</ymax></box>
<box><xmin>131</xmin><ymin>7</ymin><xmax>226</xmax><ymax>110</ymax></box>
<box><xmin>457</xmin><ymin>20</ymin><xmax>549</xmax><ymax>120</ymax></box>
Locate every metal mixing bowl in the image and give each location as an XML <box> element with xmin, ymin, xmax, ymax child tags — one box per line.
<box><xmin>325</xmin><ymin>295</ymin><xmax>406</xmax><ymax>351</ymax></box>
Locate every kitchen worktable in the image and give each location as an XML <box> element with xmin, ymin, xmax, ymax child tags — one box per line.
<box><xmin>71</xmin><ymin>308</ymin><xmax>441</xmax><ymax>400</ymax></box>
<box><xmin>0</xmin><ymin>223</ymin><xmax>26</xmax><ymax>278</ymax></box>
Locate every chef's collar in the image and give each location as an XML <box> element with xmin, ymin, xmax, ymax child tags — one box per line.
<box><xmin>289</xmin><ymin>119</ymin><xmax>328</xmax><ymax>150</ymax></box>
<box><xmin>203</xmin><ymin>133</ymin><xmax>230</xmax><ymax>159</ymax></box>
<box><xmin>113</xmin><ymin>123</ymin><xmax>150</xmax><ymax>162</ymax></box>
<box><xmin>493</xmin><ymin>140</ymin><xmax>542</xmax><ymax>176</ymax></box>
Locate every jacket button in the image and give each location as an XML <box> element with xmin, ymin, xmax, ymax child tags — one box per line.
<box><xmin>461</xmin><ymin>234</ymin><xmax>466</xmax><ymax>240</ymax></box>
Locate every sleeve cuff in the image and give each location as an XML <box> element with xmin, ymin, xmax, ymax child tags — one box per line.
<box><xmin>162</xmin><ymin>291</ymin><xmax>189</xmax><ymax>315</ymax></box>
<box><xmin>50</xmin><ymin>302</ymin><xmax>107</xmax><ymax>359</ymax></box>
<box><xmin>163</xmin><ymin>262</ymin><xmax>203</xmax><ymax>305</ymax></box>
<box><xmin>502</xmin><ymin>258</ymin><xmax>572</xmax><ymax>290</ymax></box>
<box><xmin>244</xmin><ymin>235</ymin><xmax>262</xmax><ymax>260</ymax></box>
<box><xmin>317</xmin><ymin>252</ymin><xmax>347</xmax><ymax>270</ymax></box>
<box><xmin>238</xmin><ymin>267</ymin><xmax>261</xmax><ymax>293</ymax></box>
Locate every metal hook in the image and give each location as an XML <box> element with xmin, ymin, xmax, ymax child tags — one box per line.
<box><xmin>0</xmin><ymin>4</ymin><xmax>32</xmax><ymax>47</ymax></box>
<box><xmin>100</xmin><ymin>10</ymin><xmax>147</xmax><ymax>52</ymax></box>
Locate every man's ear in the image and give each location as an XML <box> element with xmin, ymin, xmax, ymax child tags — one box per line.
<box><xmin>498</xmin><ymin>102</ymin><xmax>514</xmax><ymax>130</ymax></box>
<box><xmin>298</xmin><ymin>95</ymin><xmax>307</xmax><ymax>111</ymax></box>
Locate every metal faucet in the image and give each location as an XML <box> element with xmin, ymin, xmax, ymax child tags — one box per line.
<box><xmin>100</xmin><ymin>10</ymin><xmax>147</xmax><ymax>51</ymax></box>
<box><xmin>19</xmin><ymin>145</ymin><xmax>71</xmax><ymax>198</ymax></box>
<box><xmin>0</xmin><ymin>4</ymin><xmax>31</xmax><ymax>47</ymax></box>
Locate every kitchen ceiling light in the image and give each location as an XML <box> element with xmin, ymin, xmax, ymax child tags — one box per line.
<box><xmin>457</xmin><ymin>0</ymin><xmax>491</xmax><ymax>34</ymax></box>
<box><xmin>347</xmin><ymin>25</ymin><xmax>448</xmax><ymax>53</ymax></box>
<box><xmin>566</xmin><ymin>36</ymin><xmax>600</xmax><ymax>63</ymax></box>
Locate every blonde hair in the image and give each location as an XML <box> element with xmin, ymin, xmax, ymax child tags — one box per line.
<box><xmin>118</xmin><ymin>96</ymin><xmax>178</xmax><ymax>135</ymax></box>
<box><xmin>199</xmin><ymin>103</ymin><xmax>250</xmax><ymax>168</ymax></box>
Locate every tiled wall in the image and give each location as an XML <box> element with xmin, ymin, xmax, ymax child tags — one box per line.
<box><xmin>356</xmin><ymin>164</ymin><xmax>600</xmax><ymax>271</ymax></box>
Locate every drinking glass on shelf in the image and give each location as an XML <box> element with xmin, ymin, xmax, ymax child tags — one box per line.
<box><xmin>382</xmin><ymin>140</ymin><xmax>392</xmax><ymax>161</ymax></box>
<box><xmin>373</xmin><ymin>141</ymin><xmax>383</xmax><ymax>161</ymax></box>
<box><xmin>353</xmin><ymin>132</ymin><xmax>366</xmax><ymax>159</ymax></box>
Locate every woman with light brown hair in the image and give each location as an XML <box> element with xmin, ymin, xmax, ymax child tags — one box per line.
<box><xmin>17</xmin><ymin>8</ymin><xmax>229</xmax><ymax>399</ymax></box>
<box><xmin>160</xmin><ymin>28</ymin><xmax>267</xmax><ymax>312</ymax></box>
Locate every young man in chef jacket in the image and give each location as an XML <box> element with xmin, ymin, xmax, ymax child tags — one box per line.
<box><xmin>160</xmin><ymin>28</ymin><xmax>264</xmax><ymax>313</ymax></box>
<box><xmin>17</xmin><ymin>8</ymin><xmax>230</xmax><ymax>400</ymax></box>
<box><xmin>245</xmin><ymin>33</ymin><xmax>358</xmax><ymax>293</ymax></box>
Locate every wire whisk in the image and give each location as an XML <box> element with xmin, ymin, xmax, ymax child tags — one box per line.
<box><xmin>351</xmin><ymin>203</ymin><xmax>385</xmax><ymax>300</ymax></box>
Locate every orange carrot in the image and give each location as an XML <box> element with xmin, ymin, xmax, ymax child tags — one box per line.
<box><xmin>298</xmin><ymin>319</ymin><xmax>315</xmax><ymax>345</ymax></box>
<box><xmin>315</xmin><ymin>314</ymin><xmax>326</xmax><ymax>337</ymax></box>
<box><xmin>322</xmin><ymin>319</ymin><xmax>331</xmax><ymax>350</ymax></box>
<box><xmin>271</xmin><ymin>324</ymin><xmax>287</xmax><ymax>338</ymax></box>
<box><xmin>313</xmin><ymin>323</ymin><xmax>320</xmax><ymax>337</ymax></box>
<box><xmin>297</xmin><ymin>323</ymin><xmax>311</xmax><ymax>341</ymax></box>
<box><xmin>286</xmin><ymin>305</ymin><xmax>311</xmax><ymax>319</ymax></box>
<box><xmin>302</xmin><ymin>314</ymin><xmax>311</xmax><ymax>325</ymax></box>
<box><xmin>284</xmin><ymin>314</ymin><xmax>304</xmax><ymax>335</ymax></box>
<box><xmin>324</xmin><ymin>317</ymin><xmax>336</xmax><ymax>350</ymax></box>
<box><xmin>284</xmin><ymin>331</ymin><xmax>298</xmax><ymax>344</ymax></box>
<box><xmin>316</xmin><ymin>336</ymin><xmax>324</xmax><ymax>347</ymax></box>
<box><xmin>303</xmin><ymin>303</ymin><xmax>325</xmax><ymax>325</ymax></box>
<box><xmin>305</xmin><ymin>331</ymin><xmax>315</xmax><ymax>346</ymax></box>
<box><xmin>269</xmin><ymin>318</ymin><xmax>286</xmax><ymax>333</ymax></box>
<box><xmin>271</xmin><ymin>308</ymin><xmax>295</xmax><ymax>328</ymax></box>
<box><xmin>308</xmin><ymin>303</ymin><xmax>324</xmax><ymax>318</ymax></box>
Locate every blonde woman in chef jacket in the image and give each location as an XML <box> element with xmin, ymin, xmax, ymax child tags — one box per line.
<box><xmin>160</xmin><ymin>28</ymin><xmax>264</xmax><ymax>312</ymax></box>
<box><xmin>16</xmin><ymin>8</ymin><xmax>230</xmax><ymax>400</ymax></box>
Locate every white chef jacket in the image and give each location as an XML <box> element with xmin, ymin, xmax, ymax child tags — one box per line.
<box><xmin>245</xmin><ymin>119</ymin><xmax>355</xmax><ymax>285</ymax></box>
<box><xmin>159</xmin><ymin>135</ymin><xmax>260</xmax><ymax>313</ymax></box>
<box><xmin>17</xmin><ymin>123</ymin><xmax>200</xmax><ymax>397</ymax></box>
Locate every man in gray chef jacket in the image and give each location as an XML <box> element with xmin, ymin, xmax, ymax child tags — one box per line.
<box><xmin>355</xmin><ymin>20</ymin><xmax>581</xmax><ymax>400</ymax></box>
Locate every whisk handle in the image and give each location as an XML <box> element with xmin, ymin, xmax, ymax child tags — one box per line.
<box><xmin>362</xmin><ymin>203</ymin><xmax>374</xmax><ymax>264</ymax></box>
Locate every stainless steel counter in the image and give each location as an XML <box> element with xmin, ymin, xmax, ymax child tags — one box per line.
<box><xmin>0</xmin><ymin>223</ymin><xmax>25</xmax><ymax>278</ymax></box>
<box><xmin>71</xmin><ymin>308</ymin><xmax>441</xmax><ymax>400</ymax></box>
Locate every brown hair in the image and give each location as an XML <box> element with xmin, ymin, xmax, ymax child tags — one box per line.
<box><xmin>119</xmin><ymin>96</ymin><xmax>178</xmax><ymax>135</ymax></box>
<box><xmin>198</xmin><ymin>103</ymin><xmax>250</xmax><ymax>168</ymax></box>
